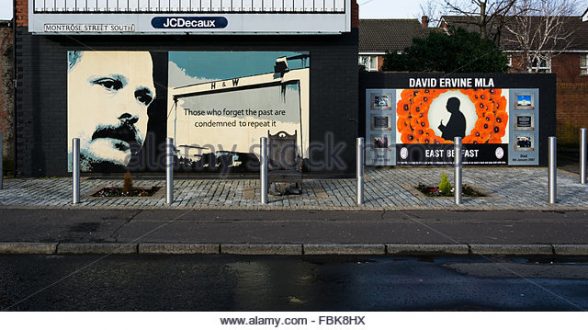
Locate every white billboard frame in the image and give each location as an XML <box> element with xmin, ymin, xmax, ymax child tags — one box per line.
<box><xmin>28</xmin><ymin>0</ymin><xmax>352</xmax><ymax>34</ymax></box>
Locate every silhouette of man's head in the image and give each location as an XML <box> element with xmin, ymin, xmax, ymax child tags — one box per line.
<box><xmin>446</xmin><ymin>97</ymin><xmax>461</xmax><ymax>114</ymax></box>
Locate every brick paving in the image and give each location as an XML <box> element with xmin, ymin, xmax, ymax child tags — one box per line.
<box><xmin>0</xmin><ymin>167</ymin><xmax>587</xmax><ymax>210</ymax></box>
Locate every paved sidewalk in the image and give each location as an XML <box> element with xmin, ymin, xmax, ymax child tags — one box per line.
<box><xmin>0</xmin><ymin>167</ymin><xmax>587</xmax><ymax>210</ymax></box>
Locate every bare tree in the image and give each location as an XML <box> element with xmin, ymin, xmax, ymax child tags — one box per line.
<box><xmin>504</xmin><ymin>0</ymin><xmax>579</xmax><ymax>72</ymax></box>
<box><xmin>443</xmin><ymin>0</ymin><xmax>522</xmax><ymax>43</ymax></box>
<box><xmin>419</xmin><ymin>0</ymin><xmax>443</xmax><ymax>27</ymax></box>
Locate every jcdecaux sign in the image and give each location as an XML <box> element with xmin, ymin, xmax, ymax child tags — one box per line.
<box><xmin>151</xmin><ymin>17</ymin><xmax>228</xmax><ymax>29</ymax></box>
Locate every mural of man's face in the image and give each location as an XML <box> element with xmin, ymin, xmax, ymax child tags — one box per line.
<box><xmin>68</xmin><ymin>51</ymin><xmax>155</xmax><ymax>171</ymax></box>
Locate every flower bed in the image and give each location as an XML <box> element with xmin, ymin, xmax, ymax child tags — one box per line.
<box><xmin>92</xmin><ymin>187</ymin><xmax>160</xmax><ymax>197</ymax></box>
<box><xmin>416</xmin><ymin>183</ymin><xmax>486</xmax><ymax>197</ymax></box>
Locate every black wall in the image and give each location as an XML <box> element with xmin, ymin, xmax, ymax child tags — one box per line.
<box><xmin>359</xmin><ymin>72</ymin><xmax>556</xmax><ymax>166</ymax></box>
<box><xmin>15</xmin><ymin>28</ymin><xmax>359</xmax><ymax>176</ymax></box>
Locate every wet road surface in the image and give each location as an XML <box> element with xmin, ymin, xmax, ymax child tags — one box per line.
<box><xmin>1</xmin><ymin>255</ymin><xmax>587</xmax><ymax>311</ymax></box>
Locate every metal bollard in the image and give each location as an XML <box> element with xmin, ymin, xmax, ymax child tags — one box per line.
<box><xmin>549</xmin><ymin>137</ymin><xmax>557</xmax><ymax>204</ymax></box>
<box><xmin>356</xmin><ymin>137</ymin><xmax>364</xmax><ymax>205</ymax></box>
<box><xmin>72</xmin><ymin>138</ymin><xmax>80</xmax><ymax>204</ymax></box>
<box><xmin>454</xmin><ymin>137</ymin><xmax>462</xmax><ymax>205</ymax></box>
<box><xmin>0</xmin><ymin>133</ymin><xmax>3</xmax><ymax>190</ymax></box>
<box><xmin>260</xmin><ymin>137</ymin><xmax>268</xmax><ymax>204</ymax></box>
<box><xmin>166</xmin><ymin>137</ymin><xmax>174</xmax><ymax>205</ymax></box>
<box><xmin>581</xmin><ymin>128</ymin><xmax>587</xmax><ymax>184</ymax></box>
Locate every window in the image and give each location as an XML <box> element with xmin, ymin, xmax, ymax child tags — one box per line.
<box><xmin>581</xmin><ymin>54</ymin><xmax>588</xmax><ymax>76</ymax></box>
<box><xmin>359</xmin><ymin>56</ymin><xmax>378</xmax><ymax>71</ymax></box>
<box><xmin>529</xmin><ymin>54</ymin><xmax>551</xmax><ymax>73</ymax></box>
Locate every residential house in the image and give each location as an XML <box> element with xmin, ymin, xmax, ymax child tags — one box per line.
<box><xmin>358</xmin><ymin>18</ymin><xmax>427</xmax><ymax>71</ymax></box>
<box><xmin>441</xmin><ymin>15</ymin><xmax>588</xmax><ymax>143</ymax></box>
<box><xmin>440</xmin><ymin>15</ymin><xmax>588</xmax><ymax>82</ymax></box>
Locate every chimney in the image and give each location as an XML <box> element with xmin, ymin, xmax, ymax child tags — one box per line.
<box><xmin>421</xmin><ymin>16</ymin><xmax>429</xmax><ymax>29</ymax></box>
<box><xmin>440</xmin><ymin>20</ymin><xmax>449</xmax><ymax>32</ymax></box>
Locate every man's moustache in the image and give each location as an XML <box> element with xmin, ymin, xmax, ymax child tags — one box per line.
<box><xmin>91</xmin><ymin>123</ymin><xmax>142</xmax><ymax>146</ymax></box>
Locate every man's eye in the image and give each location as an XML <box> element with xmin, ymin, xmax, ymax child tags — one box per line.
<box><xmin>93</xmin><ymin>78</ymin><xmax>123</xmax><ymax>91</ymax></box>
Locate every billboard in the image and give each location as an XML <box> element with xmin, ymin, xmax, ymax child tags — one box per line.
<box><xmin>365</xmin><ymin>77</ymin><xmax>541</xmax><ymax>166</ymax></box>
<box><xmin>29</xmin><ymin>0</ymin><xmax>351</xmax><ymax>34</ymax></box>
<box><xmin>67</xmin><ymin>50</ymin><xmax>310</xmax><ymax>173</ymax></box>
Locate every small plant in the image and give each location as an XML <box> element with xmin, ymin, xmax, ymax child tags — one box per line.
<box><xmin>123</xmin><ymin>171</ymin><xmax>134</xmax><ymax>194</ymax></box>
<box><xmin>92</xmin><ymin>170</ymin><xmax>160</xmax><ymax>197</ymax></box>
<box><xmin>438</xmin><ymin>172</ymin><xmax>452</xmax><ymax>195</ymax></box>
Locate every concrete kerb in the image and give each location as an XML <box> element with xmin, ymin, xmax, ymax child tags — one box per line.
<box><xmin>221</xmin><ymin>244</ymin><xmax>302</xmax><ymax>255</ymax></box>
<box><xmin>0</xmin><ymin>242</ymin><xmax>57</xmax><ymax>254</ymax></box>
<box><xmin>57</xmin><ymin>243</ymin><xmax>138</xmax><ymax>255</ymax></box>
<box><xmin>139</xmin><ymin>243</ymin><xmax>220</xmax><ymax>255</ymax></box>
<box><xmin>1</xmin><ymin>242</ymin><xmax>588</xmax><ymax>256</ymax></box>
<box><xmin>469</xmin><ymin>244</ymin><xmax>554</xmax><ymax>256</ymax></box>
<box><xmin>552</xmin><ymin>244</ymin><xmax>588</xmax><ymax>256</ymax></box>
<box><xmin>386</xmin><ymin>244</ymin><xmax>469</xmax><ymax>255</ymax></box>
<box><xmin>303</xmin><ymin>244</ymin><xmax>386</xmax><ymax>255</ymax></box>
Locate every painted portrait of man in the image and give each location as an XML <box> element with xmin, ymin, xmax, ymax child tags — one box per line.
<box><xmin>68</xmin><ymin>51</ymin><xmax>157</xmax><ymax>172</ymax></box>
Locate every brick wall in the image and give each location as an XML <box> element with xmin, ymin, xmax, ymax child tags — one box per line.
<box><xmin>509</xmin><ymin>53</ymin><xmax>588</xmax><ymax>82</ymax></box>
<box><xmin>557</xmin><ymin>82</ymin><xmax>588</xmax><ymax>145</ymax></box>
<box><xmin>377</xmin><ymin>55</ymin><xmax>384</xmax><ymax>71</ymax></box>
<box><xmin>15</xmin><ymin>0</ymin><xmax>27</xmax><ymax>27</ymax></box>
<box><xmin>352</xmin><ymin>0</ymin><xmax>359</xmax><ymax>28</ymax></box>
<box><xmin>552</xmin><ymin>54</ymin><xmax>587</xmax><ymax>146</ymax></box>
<box><xmin>552</xmin><ymin>55</ymin><xmax>588</xmax><ymax>145</ymax></box>
<box><xmin>509</xmin><ymin>53</ymin><xmax>588</xmax><ymax>146</ymax></box>
<box><xmin>551</xmin><ymin>54</ymin><xmax>588</xmax><ymax>83</ymax></box>
<box><xmin>0</xmin><ymin>22</ymin><xmax>13</xmax><ymax>170</ymax></box>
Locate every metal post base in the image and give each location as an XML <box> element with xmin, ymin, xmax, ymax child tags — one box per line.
<box><xmin>357</xmin><ymin>137</ymin><xmax>365</xmax><ymax>206</ymax></box>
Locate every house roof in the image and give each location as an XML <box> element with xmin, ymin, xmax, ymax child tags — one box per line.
<box><xmin>359</xmin><ymin>19</ymin><xmax>426</xmax><ymax>53</ymax></box>
<box><xmin>440</xmin><ymin>15</ymin><xmax>481</xmax><ymax>33</ymax></box>
<box><xmin>441</xmin><ymin>15</ymin><xmax>588</xmax><ymax>51</ymax></box>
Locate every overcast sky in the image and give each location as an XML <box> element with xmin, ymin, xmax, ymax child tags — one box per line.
<box><xmin>359</xmin><ymin>0</ymin><xmax>432</xmax><ymax>19</ymax></box>
<box><xmin>0</xmin><ymin>0</ymin><xmax>434</xmax><ymax>20</ymax></box>
<box><xmin>1</xmin><ymin>0</ymin><xmax>11</xmax><ymax>20</ymax></box>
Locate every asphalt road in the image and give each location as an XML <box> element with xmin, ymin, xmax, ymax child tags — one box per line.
<box><xmin>1</xmin><ymin>209</ymin><xmax>588</xmax><ymax>245</ymax></box>
<box><xmin>1</xmin><ymin>255</ymin><xmax>588</xmax><ymax>311</ymax></box>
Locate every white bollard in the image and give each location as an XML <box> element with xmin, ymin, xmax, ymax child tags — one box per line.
<box><xmin>454</xmin><ymin>137</ymin><xmax>462</xmax><ymax>205</ymax></box>
<box><xmin>356</xmin><ymin>137</ymin><xmax>364</xmax><ymax>205</ymax></box>
<box><xmin>581</xmin><ymin>128</ymin><xmax>586</xmax><ymax>184</ymax></box>
<box><xmin>260</xmin><ymin>137</ymin><xmax>268</xmax><ymax>204</ymax></box>
<box><xmin>548</xmin><ymin>137</ymin><xmax>557</xmax><ymax>204</ymax></box>
<box><xmin>72</xmin><ymin>138</ymin><xmax>80</xmax><ymax>204</ymax></box>
<box><xmin>166</xmin><ymin>137</ymin><xmax>174</xmax><ymax>205</ymax></box>
<box><xmin>0</xmin><ymin>132</ymin><xmax>3</xmax><ymax>190</ymax></box>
